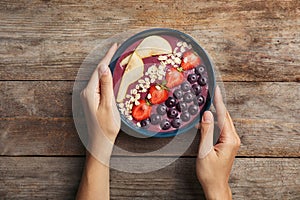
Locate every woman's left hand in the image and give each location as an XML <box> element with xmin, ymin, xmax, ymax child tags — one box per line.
<box><xmin>80</xmin><ymin>43</ymin><xmax>121</xmax><ymax>151</ymax></box>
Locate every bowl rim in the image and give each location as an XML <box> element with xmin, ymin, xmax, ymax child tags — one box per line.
<box><xmin>109</xmin><ymin>28</ymin><xmax>216</xmax><ymax>138</ymax></box>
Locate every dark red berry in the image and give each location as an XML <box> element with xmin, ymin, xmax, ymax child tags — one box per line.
<box><xmin>187</xmin><ymin>74</ymin><xmax>198</xmax><ymax>84</ymax></box>
<box><xmin>140</xmin><ymin>119</ymin><xmax>150</xmax><ymax>128</ymax></box>
<box><xmin>165</xmin><ymin>97</ymin><xmax>177</xmax><ymax>107</ymax></box>
<box><xmin>194</xmin><ymin>95</ymin><xmax>205</xmax><ymax>106</ymax></box>
<box><xmin>167</xmin><ymin>108</ymin><xmax>179</xmax><ymax>119</ymax></box>
<box><xmin>171</xmin><ymin>118</ymin><xmax>182</xmax><ymax>128</ymax></box>
<box><xmin>191</xmin><ymin>84</ymin><xmax>202</xmax><ymax>96</ymax></box>
<box><xmin>160</xmin><ymin>119</ymin><xmax>171</xmax><ymax>130</ymax></box>
<box><xmin>197</xmin><ymin>76</ymin><xmax>207</xmax><ymax>86</ymax></box>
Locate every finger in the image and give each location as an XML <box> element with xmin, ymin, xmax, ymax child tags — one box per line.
<box><xmin>99</xmin><ymin>67</ymin><xmax>114</xmax><ymax>107</ymax></box>
<box><xmin>214</xmin><ymin>85</ymin><xmax>239</xmax><ymax>142</ymax></box>
<box><xmin>98</xmin><ymin>43</ymin><xmax>118</xmax><ymax>75</ymax></box>
<box><xmin>85</xmin><ymin>43</ymin><xmax>118</xmax><ymax>92</ymax></box>
<box><xmin>198</xmin><ymin>111</ymin><xmax>215</xmax><ymax>159</ymax></box>
<box><xmin>86</xmin><ymin>63</ymin><xmax>100</xmax><ymax>93</ymax></box>
<box><xmin>213</xmin><ymin>85</ymin><xmax>227</xmax><ymax>129</ymax></box>
<box><xmin>98</xmin><ymin>43</ymin><xmax>118</xmax><ymax>107</ymax></box>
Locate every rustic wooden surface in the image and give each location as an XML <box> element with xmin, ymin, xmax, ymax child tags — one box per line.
<box><xmin>0</xmin><ymin>0</ymin><xmax>299</xmax><ymax>199</ymax></box>
<box><xmin>1</xmin><ymin>82</ymin><xmax>299</xmax><ymax>156</ymax></box>
<box><xmin>0</xmin><ymin>157</ymin><xmax>299</xmax><ymax>200</ymax></box>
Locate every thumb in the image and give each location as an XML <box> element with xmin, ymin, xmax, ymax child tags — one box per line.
<box><xmin>198</xmin><ymin>111</ymin><xmax>215</xmax><ymax>159</ymax></box>
<box><xmin>98</xmin><ymin>64</ymin><xmax>114</xmax><ymax>108</ymax></box>
<box><xmin>97</xmin><ymin>43</ymin><xmax>118</xmax><ymax>108</ymax></box>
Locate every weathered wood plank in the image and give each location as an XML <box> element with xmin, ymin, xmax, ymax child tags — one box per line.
<box><xmin>0</xmin><ymin>117</ymin><xmax>299</xmax><ymax>157</ymax></box>
<box><xmin>0</xmin><ymin>0</ymin><xmax>299</xmax><ymax>81</ymax></box>
<box><xmin>1</xmin><ymin>81</ymin><xmax>299</xmax><ymax>121</ymax></box>
<box><xmin>0</xmin><ymin>81</ymin><xmax>73</xmax><ymax>118</ymax></box>
<box><xmin>0</xmin><ymin>157</ymin><xmax>299</xmax><ymax>199</ymax></box>
<box><xmin>0</xmin><ymin>81</ymin><xmax>299</xmax><ymax>156</ymax></box>
<box><xmin>0</xmin><ymin>81</ymin><xmax>300</xmax><ymax>122</ymax></box>
<box><xmin>1</xmin><ymin>1</ymin><xmax>299</xmax><ymax>200</ymax></box>
<box><xmin>0</xmin><ymin>117</ymin><xmax>85</xmax><ymax>156</ymax></box>
<box><xmin>0</xmin><ymin>157</ymin><xmax>84</xmax><ymax>200</ymax></box>
<box><xmin>114</xmin><ymin>118</ymin><xmax>300</xmax><ymax>157</ymax></box>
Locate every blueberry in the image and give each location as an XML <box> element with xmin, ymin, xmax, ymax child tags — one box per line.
<box><xmin>171</xmin><ymin>118</ymin><xmax>182</xmax><ymax>128</ymax></box>
<box><xmin>188</xmin><ymin>104</ymin><xmax>198</xmax><ymax>115</ymax></box>
<box><xmin>165</xmin><ymin>97</ymin><xmax>177</xmax><ymax>107</ymax></box>
<box><xmin>180</xmin><ymin>111</ymin><xmax>191</xmax><ymax>122</ymax></box>
<box><xmin>191</xmin><ymin>84</ymin><xmax>202</xmax><ymax>96</ymax></box>
<box><xmin>173</xmin><ymin>89</ymin><xmax>183</xmax><ymax>99</ymax></box>
<box><xmin>160</xmin><ymin>119</ymin><xmax>171</xmax><ymax>130</ymax></box>
<box><xmin>176</xmin><ymin>101</ymin><xmax>188</xmax><ymax>112</ymax></box>
<box><xmin>150</xmin><ymin>114</ymin><xmax>161</xmax><ymax>125</ymax></box>
<box><xmin>198</xmin><ymin>76</ymin><xmax>207</xmax><ymax>86</ymax></box>
<box><xmin>140</xmin><ymin>119</ymin><xmax>150</xmax><ymax>128</ymax></box>
<box><xmin>195</xmin><ymin>65</ymin><xmax>205</xmax><ymax>75</ymax></box>
<box><xmin>194</xmin><ymin>95</ymin><xmax>205</xmax><ymax>106</ymax></box>
<box><xmin>183</xmin><ymin>92</ymin><xmax>195</xmax><ymax>103</ymax></box>
<box><xmin>187</xmin><ymin>74</ymin><xmax>198</xmax><ymax>84</ymax></box>
<box><xmin>181</xmin><ymin>81</ymin><xmax>191</xmax><ymax>92</ymax></box>
<box><xmin>167</xmin><ymin>108</ymin><xmax>179</xmax><ymax>119</ymax></box>
<box><xmin>157</xmin><ymin>104</ymin><xmax>167</xmax><ymax>115</ymax></box>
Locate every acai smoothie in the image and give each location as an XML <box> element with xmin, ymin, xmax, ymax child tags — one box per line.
<box><xmin>113</xmin><ymin>34</ymin><xmax>209</xmax><ymax>134</ymax></box>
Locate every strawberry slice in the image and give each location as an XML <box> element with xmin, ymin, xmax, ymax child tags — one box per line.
<box><xmin>132</xmin><ymin>100</ymin><xmax>152</xmax><ymax>121</ymax></box>
<box><xmin>166</xmin><ymin>67</ymin><xmax>184</xmax><ymax>88</ymax></box>
<box><xmin>148</xmin><ymin>85</ymin><xmax>169</xmax><ymax>105</ymax></box>
<box><xmin>181</xmin><ymin>51</ymin><xmax>201</xmax><ymax>71</ymax></box>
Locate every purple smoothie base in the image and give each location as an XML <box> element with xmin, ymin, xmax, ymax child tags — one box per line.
<box><xmin>113</xmin><ymin>35</ymin><xmax>209</xmax><ymax>133</ymax></box>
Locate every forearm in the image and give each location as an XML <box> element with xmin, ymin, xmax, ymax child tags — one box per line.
<box><xmin>76</xmin><ymin>152</ymin><xmax>111</xmax><ymax>200</ymax></box>
<box><xmin>202</xmin><ymin>184</ymin><xmax>232</xmax><ymax>200</ymax></box>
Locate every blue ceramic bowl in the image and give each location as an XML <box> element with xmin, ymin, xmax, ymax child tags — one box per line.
<box><xmin>110</xmin><ymin>28</ymin><xmax>215</xmax><ymax>138</ymax></box>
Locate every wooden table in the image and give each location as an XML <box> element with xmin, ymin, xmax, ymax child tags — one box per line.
<box><xmin>1</xmin><ymin>0</ymin><xmax>299</xmax><ymax>199</ymax></box>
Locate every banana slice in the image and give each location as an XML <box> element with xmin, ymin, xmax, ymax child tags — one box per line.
<box><xmin>120</xmin><ymin>53</ymin><xmax>132</xmax><ymax>67</ymax></box>
<box><xmin>120</xmin><ymin>36</ymin><xmax>172</xmax><ymax>66</ymax></box>
<box><xmin>117</xmin><ymin>52</ymin><xmax>144</xmax><ymax>102</ymax></box>
<box><xmin>135</xmin><ymin>35</ymin><xmax>172</xmax><ymax>58</ymax></box>
<box><xmin>117</xmin><ymin>36</ymin><xmax>172</xmax><ymax>102</ymax></box>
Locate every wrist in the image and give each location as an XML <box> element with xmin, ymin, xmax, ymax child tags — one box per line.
<box><xmin>202</xmin><ymin>184</ymin><xmax>232</xmax><ymax>200</ymax></box>
<box><xmin>87</xmin><ymin>134</ymin><xmax>115</xmax><ymax>166</ymax></box>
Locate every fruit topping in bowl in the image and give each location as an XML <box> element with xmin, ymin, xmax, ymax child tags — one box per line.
<box><xmin>113</xmin><ymin>35</ymin><xmax>209</xmax><ymax>133</ymax></box>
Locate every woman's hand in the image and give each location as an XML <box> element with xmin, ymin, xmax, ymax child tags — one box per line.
<box><xmin>76</xmin><ymin>43</ymin><xmax>121</xmax><ymax>200</ymax></box>
<box><xmin>196</xmin><ymin>86</ymin><xmax>241</xmax><ymax>200</ymax></box>
<box><xmin>81</xmin><ymin>44</ymin><xmax>120</xmax><ymax>143</ymax></box>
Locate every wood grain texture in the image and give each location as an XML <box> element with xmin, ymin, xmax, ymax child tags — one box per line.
<box><xmin>1</xmin><ymin>81</ymin><xmax>299</xmax><ymax>156</ymax></box>
<box><xmin>1</xmin><ymin>81</ymin><xmax>299</xmax><ymax>120</ymax></box>
<box><xmin>0</xmin><ymin>157</ymin><xmax>299</xmax><ymax>200</ymax></box>
<box><xmin>0</xmin><ymin>118</ymin><xmax>85</xmax><ymax>156</ymax></box>
<box><xmin>1</xmin><ymin>0</ymin><xmax>299</xmax><ymax>199</ymax></box>
<box><xmin>0</xmin><ymin>0</ymin><xmax>299</xmax><ymax>81</ymax></box>
<box><xmin>1</xmin><ymin>117</ymin><xmax>299</xmax><ymax>157</ymax></box>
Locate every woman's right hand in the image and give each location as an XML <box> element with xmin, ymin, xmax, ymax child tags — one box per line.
<box><xmin>196</xmin><ymin>86</ymin><xmax>241</xmax><ymax>200</ymax></box>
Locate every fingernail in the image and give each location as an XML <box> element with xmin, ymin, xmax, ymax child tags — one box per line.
<box><xmin>202</xmin><ymin>111</ymin><xmax>213</xmax><ymax>123</ymax></box>
<box><xmin>99</xmin><ymin>64</ymin><xmax>109</xmax><ymax>76</ymax></box>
